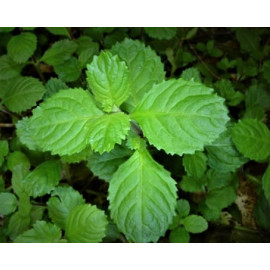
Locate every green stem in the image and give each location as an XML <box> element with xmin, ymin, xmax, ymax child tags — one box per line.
<box><xmin>245</xmin><ymin>174</ymin><xmax>261</xmax><ymax>185</ymax></box>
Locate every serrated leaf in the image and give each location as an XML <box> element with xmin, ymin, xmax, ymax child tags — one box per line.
<box><xmin>108</xmin><ymin>150</ymin><xmax>177</xmax><ymax>243</ymax></box>
<box><xmin>14</xmin><ymin>221</ymin><xmax>62</xmax><ymax>243</ymax></box>
<box><xmin>62</xmin><ymin>146</ymin><xmax>91</xmax><ymax>164</ymax></box>
<box><xmin>169</xmin><ymin>227</ymin><xmax>190</xmax><ymax>243</ymax></box>
<box><xmin>27</xmin><ymin>89</ymin><xmax>104</xmax><ymax>156</ymax></box>
<box><xmin>44</xmin><ymin>78</ymin><xmax>68</xmax><ymax>100</ymax></box>
<box><xmin>46</xmin><ymin>27</ymin><xmax>70</xmax><ymax>38</ymax></box>
<box><xmin>144</xmin><ymin>27</ymin><xmax>177</xmax><ymax>40</ymax></box>
<box><xmin>1</xmin><ymin>76</ymin><xmax>45</xmax><ymax>113</ymax></box>
<box><xmin>0</xmin><ymin>192</ymin><xmax>18</xmax><ymax>215</ymax></box>
<box><xmin>206</xmin><ymin>127</ymin><xmax>248</xmax><ymax>172</ymax></box>
<box><xmin>88</xmin><ymin>112</ymin><xmax>130</xmax><ymax>154</ymax></box>
<box><xmin>0</xmin><ymin>55</ymin><xmax>23</xmax><ymax>80</ymax></box>
<box><xmin>176</xmin><ymin>199</ymin><xmax>190</xmax><ymax>218</ymax></box>
<box><xmin>54</xmin><ymin>57</ymin><xmax>81</xmax><ymax>82</ymax></box>
<box><xmin>111</xmin><ymin>38</ymin><xmax>165</xmax><ymax>112</ymax></box>
<box><xmin>181</xmin><ymin>67</ymin><xmax>201</xmax><ymax>82</ymax></box>
<box><xmin>182</xmin><ymin>151</ymin><xmax>207</xmax><ymax>179</ymax></box>
<box><xmin>132</xmin><ymin>78</ymin><xmax>229</xmax><ymax>156</ymax></box>
<box><xmin>40</xmin><ymin>39</ymin><xmax>77</xmax><ymax>66</ymax></box>
<box><xmin>86</xmin><ymin>51</ymin><xmax>131</xmax><ymax>112</ymax></box>
<box><xmin>232</xmin><ymin>119</ymin><xmax>270</xmax><ymax>161</ymax></box>
<box><xmin>66</xmin><ymin>204</ymin><xmax>108</xmax><ymax>243</ymax></box>
<box><xmin>206</xmin><ymin>169</ymin><xmax>233</xmax><ymax>191</ymax></box>
<box><xmin>47</xmin><ymin>186</ymin><xmax>85</xmax><ymax>229</ymax></box>
<box><xmin>7</xmin><ymin>151</ymin><xmax>30</xmax><ymax>171</ymax></box>
<box><xmin>7</xmin><ymin>33</ymin><xmax>37</xmax><ymax>63</ymax></box>
<box><xmin>22</xmin><ymin>160</ymin><xmax>61</xmax><ymax>198</ymax></box>
<box><xmin>262</xmin><ymin>163</ymin><xmax>270</xmax><ymax>203</ymax></box>
<box><xmin>87</xmin><ymin>145</ymin><xmax>133</xmax><ymax>182</ymax></box>
<box><xmin>8</xmin><ymin>211</ymin><xmax>30</xmax><ymax>240</ymax></box>
<box><xmin>75</xmin><ymin>36</ymin><xmax>99</xmax><ymax>54</ymax></box>
<box><xmin>78</xmin><ymin>47</ymin><xmax>99</xmax><ymax>68</ymax></box>
<box><xmin>182</xmin><ymin>215</ymin><xmax>208</xmax><ymax>233</ymax></box>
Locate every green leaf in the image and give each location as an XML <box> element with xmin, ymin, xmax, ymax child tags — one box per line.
<box><xmin>66</xmin><ymin>204</ymin><xmax>108</xmax><ymax>243</ymax></box>
<box><xmin>169</xmin><ymin>227</ymin><xmax>190</xmax><ymax>243</ymax></box>
<box><xmin>0</xmin><ymin>176</ymin><xmax>4</xmax><ymax>192</ymax></box>
<box><xmin>7</xmin><ymin>33</ymin><xmax>37</xmax><ymax>63</ymax></box>
<box><xmin>1</xmin><ymin>76</ymin><xmax>45</xmax><ymax>113</ymax></box>
<box><xmin>205</xmin><ymin>186</ymin><xmax>236</xmax><ymax>210</ymax></box>
<box><xmin>0</xmin><ymin>27</ymin><xmax>15</xmax><ymax>33</ymax></box>
<box><xmin>0</xmin><ymin>192</ymin><xmax>18</xmax><ymax>215</ymax></box>
<box><xmin>182</xmin><ymin>215</ymin><xmax>208</xmax><ymax>233</ymax></box>
<box><xmin>75</xmin><ymin>36</ymin><xmax>99</xmax><ymax>54</ymax></box>
<box><xmin>46</xmin><ymin>27</ymin><xmax>70</xmax><ymax>38</ymax></box>
<box><xmin>206</xmin><ymin>169</ymin><xmax>233</xmax><ymax>191</ymax></box>
<box><xmin>62</xmin><ymin>146</ymin><xmax>91</xmax><ymax>164</ymax></box>
<box><xmin>54</xmin><ymin>57</ymin><xmax>81</xmax><ymax>82</ymax></box>
<box><xmin>44</xmin><ymin>78</ymin><xmax>68</xmax><ymax>100</ymax></box>
<box><xmin>132</xmin><ymin>78</ymin><xmax>229</xmax><ymax>156</ymax></box>
<box><xmin>144</xmin><ymin>27</ymin><xmax>177</xmax><ymax>40</ymax></box>
<box><xmin>183</xmin><ymin>151</ymin><xmax>207</xmax><ymax>179</ymax></box>
<box><xmin>8</xmin><ymin>211</ymin><xmax>30</xmax><ymax>240</ymax></box>
<box><xmin>243</xmin><ymin>106</ymin><xmax>266</xmax><ymax>122</ymax></box>
<box><xmin>87</xmin><ymin>112</ymin><xmax>130</xmax><ymax>154</ymax></box>
<box><xmin>263</xmin><ymin>60</ymin><xmax>270</xmax><ymax>84</ymax></box>
<box><xmin>7</xmin><ymin>151</ymin><xmax>30</xmax><ymax>172</ymax></box>
<box><xmin>0</xmin><ymin>140</ymin><xmax>9</xmax><ymax>166</ymax></box>
<box><xmin>40</xmin><ymin>39</ymin><xmax>77</xmax><ymax>66</ymax></box>
<box><xmin>108</xmin><ymin>150</ymin><xmax>177</xmax><ymax>243</ymax></box>
<box><xmin>86</xmin><ymin>51</ymin><xmax>131</xmax><ymax>112</ymax></box>
<box><xmin>180</xmin><ymin>175</ymin><xmax>205</xmax><ymax>192</ymax></box>
<box><xmin>27</xmin><ymin>88</ymin><xmax>104</xmax><ymax>156</ymax></box>
<box><xmin>78</xmin><ymin>47</ymin><xmax>99</xmax><ymax>68</ymax></box>
<box><xmin>47</xmin><ymin>186</ymin><xmax>85</xmax><ymax>229</ymax></box>
<box><xmin>206</xmin><ymin>127</ymin><xmax>248</xmax><ymax>172</ymax></box>
<box><xmin>22</xmin><ymin>160</ymin><xmax>61</xmax><ymax>198</ymax></box>
<box><xmin>111</xmin><ymin>38</ymin><xmax>165</xmax><ymax>112</ymax></box>
<box><xmin>87</xmin><ymin>145</ymin><xmax>133</xmax><ymax>182</ymax></box>
<box><xmin>262</xmin><ymin>163</ymin><xmax>270</xmax><ymax>203</ymax></box>
<box><xmin>181</xmin><ymin>67</ymin><xmax>201</xmax><ymax>82</ymax></box>
<box><xmin>15</xmin><ymin>221</ymin><xmax>62</xmax><ymax>243</ymax></box>
<box><xmin>254</xmin><ymin>194</ymin><xmax>270</xmax><ymax>230</ymax></box>
<box><xmin>0</xmin><ymin>55</ymin><xmax>23</xmax><ymax>80</ymax></box>
<box><xmin>176</xmin><ymin>199</ymin><xmax>190</xmax><ymax>218</ymax></box>
<box><xmin>11</xmin><ymin>164</ymin><xmax>30</xmax><ymax>197</ymax></box>
<box><xmin>232</xmin><ymin>119</ymin><xmax>270</xmax><ymax>161</ymax></box>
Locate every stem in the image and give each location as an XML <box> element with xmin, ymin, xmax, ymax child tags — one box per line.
<box><xmin>0</xmin><ymin>123</ymin><xmax>14</xmax><ymax>128</ymax></box>
<box><xmin>245</xmin><ymin>174</ymin><xmax>261</xmax><ymax>185</ymax></box>
<box><xmin>31</xmin><ymin>56</ymin><xmax>46</xmax><ymax>83</ymax></box>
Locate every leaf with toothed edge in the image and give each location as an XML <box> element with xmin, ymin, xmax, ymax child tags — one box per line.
<box><xmin>131</xmin><ymin>78</ymin><xmax>229</xmax><ymax>156</ymax></box>
<box><xmin>108</xmin><ymin>149</ymin><xmax>177</xmax><ymax>243</ymax></box>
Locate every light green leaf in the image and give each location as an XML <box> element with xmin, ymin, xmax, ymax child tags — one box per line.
<box><xmin>22</xmin><ymin>160</ymin><xmax>61</xmax><ymax>198</ymax></box>
<box><xmin>0</xmin><ymin>192</ymin><xmax>18</xmax><ymax>215</ymax></box>
<box><xmin>66</xmin><ymin>204</ymin><xmax>108</xmax><ymax>243</ymax></box>
<box><xmin>232</xmin><ymin>119</ymin><xmax>270</xmax><ymax>161</ymax></box>
<box><xmin>182</xmin><ymin>215</ymin><xmax>208</xmax><ymax>233</ymax></box>
<box><xmin>54</xmin><ymin>57</ymin><xmax>81</xmax><ymax>82</ymax></box>
<box><xmin>181</xmin><ymin>67</ymin><xmax>201</xmax><ymax>82</ymax></box>
<box><xmin>1</xmin><ymin>76</ymin><xmax>45</xmax><ymax>113</ymax></box>
<box><xmin>44</xmin><ymin>78</ymin><xmax>68</xmax><ymax>100</ymax></box>
<box><xmin>7</xmin><ymin>33</ymin><xmax>37</xmax><ymax>63</ymax></box>
<box><xmin>27</xmin><ymin>89</ymin><xmax>104</xmax><ymax>156</ymax></box>
<box><xmin>8</xmin><ymin>211</ymin><xmax>30</xmax><ymax>240</ymax></box>
<box><xmin>86</xmin><ymin>51</ymin><xmax>131</xmax><ymax>112</ymax></box>
<box><xmin>0</xmin><ymin>55</ymin><xmax>23</xmax><ymax>80</ymax></box>
<box><xmin>88</xmin><ymin>112</ymin><xmax>130</xmax><ymax>154</ymax></box>
<box><xmin>108</xmin><ymin>150</ymin><xmax>177</xmax><ymax>243</ymax></box>
<box><xmin>46</xmin><ymin>27</ymin><xmax>70</xmax><ymax>38</ymax></box>
<box><xmin>40</xmin><ymin>39</ymin><xmax>77</xmax><ymax>66</ymax></box>
<box><xmin>183</xmin><ymin>151</ymin><xmax>207</xmax><ymax>179</ymax></box>
<box><xmin>0</xmin><ymin>140</ymin><xmax>8</xmax><ymax>166</ymax></box>
<box><xmin>111</xmin><ymin>38</ymin><xmax>165</xmax><ymax>112</ymax></box>
<box><xmin>262</xmin><ymin>163</ymin><xmax>270</xmax><ymax>203</ymax></box>
<box><xmin>144</xmin><ymin>27</ymin><xmax>177</xmax><ymax>40</ymax></box>
<box><xmin>15</xmin><ymin>221</ymin><xmax>62</xmax><ymax>243</ymax></box>
<box><xmin>169</xmin><ymin>227</ymin><xmax>190</xmax><ymax>243</ymax></box>
<box><xmin>62</xmin><ymin>146</ymin><xmax>91</xmax><ymax>164</ymax></box>
<box><xmin>87</xmin><ymin>145</ymin><xmax>133</xmax><ymax>182</ymax></box>
<box><xmin>7</xmin><ymin>151</ymin><xmax>30</xmax><ymax>172</ymax></box>
<box><xmin>132</xmin><ymin>79</ymin><xmax>229</xmax><ymax>156</ymax></box>
<box><xmin>206</xmin><ymin>127</ymin><xmax>248</xmax><ymax>172</ymax></box>
<box><xmin>176</xmin><ymin>199</ymin><xmax>190</xmax><ymax>218</ymax></box>
<box><xmin>47</xmin><ymin>186</ymin><xmax>85</xmax><ymax>229</ymax></box>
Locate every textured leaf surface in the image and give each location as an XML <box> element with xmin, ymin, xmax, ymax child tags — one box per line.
<box><xmin>15</xmin><ymin>221</ymin><xmax>62</xmax><ymax>243</ymax></box>
<box><xmin>111</xmin><ymin>38</ymin><xmax>165</xmax><ymax>111</ymax></box>
<box><xmin>180</xmin><ymin>175</ymin><xmax>205</xmax><ymax>192</ymax></box>
<box><xmin>0</xmin><ymin>193</ymin><xmax>18</xmax><ymax>215</ymax></box>
<box><xmin>47</xmin><ymin>186</ymin><xmax>85</xmax><ymax>229</ymax></box>
<box><xmin>7</xmin><ymin>151</ymin><xmax>30</xmax><ymax>171</ymax></box>
<box><xmin>232</xmin><ymin>119</ymin><xmax>270</xmax><ymax>161</ymax></box>
<box><xmin>182</xmin><ymin>151</ymin><xmax>207</xmax><ymax>179</ymax></box>
<box><xmin>22</xmin><ymin>160</ymin><xmax>61</xmax><ymax>198</ymax></box>
<box><xmin>87</xmin><ymin>145</ymin><xmax>133</xmax><ymax>182</ymax></box>
<box><xmin>0</xmin><ymin>55</ymin><xmax>23</xmax><ymax>80</ymax></box>
<box><xmin>7</xmin><ymin>33</ymin><xmax>37</xmax><ymax>63</ymax></box>
<box><xmin>108</xmin><ymin>150</ymin><xmax>177</xmax><ymax>243</ymax></box>
<box><xmin>206</xmin><ymin>127</ymin><xmax>248</xmax><ymax>172</ymax></box>
<box><xmin>40</xmin><ymin>39</ymin><xmax>77</xmax><ymax>66</ymax></box>
<box><xmin>27</xmin><ymin>89</ymin><xmax>104</xmax><ymax>156</ymax></box>
<box><xmin>144</xmin><ymin>27</ymin><xmax>177</xmax><ymax>40</ymax></box>
<box><xmin>1</xmin><ymin>76</ymin><xmax>45</xmax><ymax>113</ymax></box>
<box><xmin>62</xmin><ymin>146</ymin><xmax>91</xmax><ymax>164</ymax></box>
<box><xmin>182</xmin><ymin>215</ymin><xmax>208</xmax><ymax>233</ymax></box>
<box><xmin>66</xmin><ymin>204</ymin><xmax>108</xmax><ymax>243</ymax></box>
<box><xmin>44</xmin><ymin>77</ymin><xmax>68</xmax><ymax>100</ymax></box>
<box><xmin>169</xmin><ymin>227</ymin><xmax>190</xmax><ymax>243</ymax></box>
<box><xmin>88</xmin><ymin>112</ymin><xmax>130</xmax><ymax>154</ymax></box>
<box><xmin>181</xmin><ymin>67</ymin><xmax>201</xmax><ymax>82</ymax></box>
<box><xmin>87</xmin><ymin>51</ymin><xmax>131</xmax><ymax>112</ymax></box>
<box><xmin>132</xmin><ymin>79</ymin><xmax>229</xmax><ymax>156</ymax></box>
<box><xmin>8</xmin><ymin>211</ymin><xmax>30</xmax><ymax>240</ymax></box>
<box><xmin>262</xmin><ymin>163</ymin><xmax>270</xmax><ymax>203</ymax></box>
